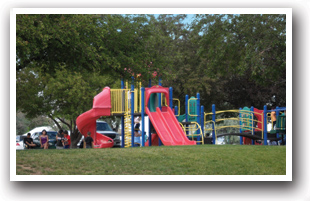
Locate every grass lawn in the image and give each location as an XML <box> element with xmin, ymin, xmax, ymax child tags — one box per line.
<box><xmin>16</xmin><ymin>145</ymin><xmax>286</xmax><ymax>175</ymax></box>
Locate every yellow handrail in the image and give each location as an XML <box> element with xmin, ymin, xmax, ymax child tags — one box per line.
<box><xmin>204</xmin><ymin>109</ymin><xmax>264</xmax><ymax>140</ymax></box>
<box><xmin>179</xmin><ymin>123</ymin><xmax>185</xmax><ymax>132</ymax></box>
<box><xmin>134</xmin><ymin>88</ymin><xmax>139</xmax><ymax>113</ymax></box>
<box><xmin>179</xmin><ymin>122</ymin><xmax>204</xmax><ymax>144</ymax></box>
<box><xmin>139</xmin><ymin>82</ymin><xmax>142</xmax><ymax>113</ymax></box>
<box><xmin>161</xmin><ymin>93</ymin><xmax>168</xmax><ymax>106</ymax></box>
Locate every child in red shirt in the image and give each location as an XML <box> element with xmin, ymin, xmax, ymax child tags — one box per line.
<box><xmin>63</xmin><ymin>130</ymin><xmax>71</xmax><ymax>149</ymax></box>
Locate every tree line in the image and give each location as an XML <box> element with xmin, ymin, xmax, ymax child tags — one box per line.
<box><xmin>16</xmin><ymin>14</ymin><xmax>286</xmax><ymax>147</ymax></box>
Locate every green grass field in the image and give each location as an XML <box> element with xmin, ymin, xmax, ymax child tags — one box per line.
<box><xmin>16</xmin><ymin>145</ymin><xmax>286</xmax><ymax>175</ymax></box>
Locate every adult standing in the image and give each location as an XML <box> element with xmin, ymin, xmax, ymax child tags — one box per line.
<box><xmin>39</xmin><ymin>129</ymin><xmax>49</xmax><ymax>149</ymax></box>
<box><xmin>56</xmin><ymin>129</ymin><xmax>65</xmax><ymax>149</ymax></box>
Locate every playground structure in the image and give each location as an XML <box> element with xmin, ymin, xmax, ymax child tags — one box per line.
<box><xmin>76</xmin><ymin>77</ymin><xmax>286</xmax><ymax>148</ymax></box>
<box><xmin>203</xmin><ymin>106</ymin><xmax>286</xmax><ymax>145</ymax></box>
<box><xmin>76</xmin><ymin>78</ymin><xmax>197</xmax><ymax>148</ymax></box>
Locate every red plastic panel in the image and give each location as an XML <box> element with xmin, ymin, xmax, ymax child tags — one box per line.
<box><xmin>145</xmin><ymin>85</ymin><xmax>170</xmax><ymax>108</ymax></box>
<box><xmin>254</xmin><ymin>108</ymin><xmax>263</xmax><ymax>130</ymax></box>
<box><xmin>76</xmin><ymin>87</ymin><xmax>114</xmax><ymax>148</ymax></box>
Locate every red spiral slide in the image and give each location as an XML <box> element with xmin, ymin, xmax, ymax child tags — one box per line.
<box><xmin>76</xmin><ymin>87</ymin><xmax>114</xmax><ymax>148</ymax></box>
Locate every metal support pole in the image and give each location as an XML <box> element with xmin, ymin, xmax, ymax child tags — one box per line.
<box><xmin>251</xmin><ymin>106</ymin><xmax>254</xmax><ymax>145</ymax></box>
<box><xmin>175</xmin><ymin>106</ymin><xmax>178</xmax><ymax>116</ymax></box>
<box><xmin>158</xmin><ymin>77</ymin><xmax>162</xmax><ymax>146</ymax></box>
<box><xmin>276</xmin><ymin>106</ymin><xmax>280</xmax><ymax>141</ymax></box>
<box><xmin>148</xmin><ymin>79</ymin><xmax>152</xmax><ymax>146</ymax></box>
<box><xmin>239</xmin><ymin>107</ymin><xmax>243</xmax><ymax>145</ymax></box>
<box><xmin>158</xmin><ymin>77</ymin><xmax>162</xmax><ymax>111</ymax></box>
<box><xmin>196</xmin><ymin>93</ymin><xmax>201</xmax><ymax>144</ymax></box>
<box><xmin>263</xmin><ymin>105</ymin><xmax>268</xmax><ymax>145</ymax></box>
<box><xmin>185</xmin><ymin>95</ymin><xmax>189</xmax><ymax>136</ymax></box>
<box><xmin>201</xmin><ymin>105</ymin><xmax>204</xmax><ymax>144</ymax></box>
<box><xmin>169</xmin><ymin>87</ymin><xmax>173</xmax><ymax>109</ymax></box>
<box><xmin>121</xmin><ymin>79</ymin><xmax>125</xmax><ymax>148</ymax></box>
<box><xmin>212</xmin><ymin>104</ymin><xmax>216</xmax><ymax>145</ymax></box>
<box><xmin>131</xmin><ymin>77</ymin><xmax>135</xmax><ymax>147</ymax></box>
<box><xmin>141</xmin><ymin>87</ymin><xmax>145</xmax><ymax>147</ymax></box>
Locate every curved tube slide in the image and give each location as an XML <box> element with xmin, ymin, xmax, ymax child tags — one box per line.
<box><xmin>76</xmin><ymin>87</ymin><xmax>114</xmax><ymax>148</ymax></box>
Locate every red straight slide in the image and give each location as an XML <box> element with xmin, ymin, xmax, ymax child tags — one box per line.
<box><xmin>76</xmin><ymin>87</ymin><xmax>114</xmax><ymax>148</ymax></box>
<box><xmin>146</xmin><ymin>106</ymin><xmax>196</xmax><ymax>146</ymax></box>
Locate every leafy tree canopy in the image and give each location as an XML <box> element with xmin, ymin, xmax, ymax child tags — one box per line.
<box><xmin>16</xmin><ymin>14</ymin><xmax>287</xmax><ymax>145</ymax></box>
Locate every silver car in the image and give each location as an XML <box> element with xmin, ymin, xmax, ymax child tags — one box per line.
<box><xmin>16</xmin><ymin>135</ymin><xmax>26</xmax><ymax>150</ymax></box>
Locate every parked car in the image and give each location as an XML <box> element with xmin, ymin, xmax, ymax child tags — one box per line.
<box><xmin>16</xmin><ymin>135</ymin><xmax>27</xmax><ymax>150</ymax></box>
<box><xmin>78</xmin><ymin>121</ymin><xmax>121</xmax><ymax>148</ymax></box>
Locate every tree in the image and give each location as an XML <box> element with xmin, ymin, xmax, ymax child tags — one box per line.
<box><xmin>16</xmin><ymin>111</ymin><xmax>30</xmax><ymax>135</ymax></box>
<box><xmin>191</xmin><ymin>14</ymin><xmax>286</xmax><ymax>110</ymax></box>
<box><xmin>16</xmin><ymin>65</ymin><xmax>117</xmax><ymax>147</ymax></box>
<box><xmin>16</xmin><ymin>14</ymin><xmax>120</xmax><ymax>147</ymax></box>
<box><xmin>16</xmin><ymin>14</ymin><xmax>287</xmax><ymax>147</ymax></box>
<box><xmin>16</xmin><ymin>14</ymin><xmax>169</xmax><ymax>147</ymax></box>
<box><xmin>16</xmin><ymin>111</ymin><xmax>56</xmax><ymax>135</ymax></box>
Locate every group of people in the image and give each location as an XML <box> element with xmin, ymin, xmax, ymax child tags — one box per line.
<box><xmin>55</xmin><ymin>129</ymin><xmax>71</xmax><ymax>149</ymax></box>
<box><xmin>23</xmin><ymin>128</ymin><xmax>95</xmax><ymax>149</ymax></box>
<box><xmin>23</xmin><ymin>129</ymin><xmax>71</xmax><ymax>149</ymax></box>
<box><xmin>23</xmin><ymin>117</ymin><xmax>145</xmax><ymax>149</ymax></box>
<box><xmin>54</xmin><ymin>129</ymin><xmax>94</xmax><ymax>149</ymax></box>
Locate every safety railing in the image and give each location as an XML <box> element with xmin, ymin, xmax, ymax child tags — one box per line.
<box><xmin>134</xmin><ymin>88</ymin><xmax>139</xmax><ymax>113</ymax></box>
<box><xmin>179</xmin><ymin>122</ymin><xmax>204</xmax><ymax>144</ymax></box>
<box><xmin>110</xmin><ymin>89</ymin><xmax>140</xmax><ymax>114</ymax></box>
<box><xmin>110</xmin><ymin>89</ymin><xmax>129</xmax><ymax>114</ymax></box>
<box><xmin>204</xmin><ymin>120</ymin><xmax>217</xmax><ymax>143</ymax></box>
<box><xmin>161</xmin><ymin>93</ymin><xmax>168</xmax><ymax>107</ymax></box>
<box><xmin>204</xmin><ymin>109</ymin><xmax>264</xmax><ymax>141</ymax></box>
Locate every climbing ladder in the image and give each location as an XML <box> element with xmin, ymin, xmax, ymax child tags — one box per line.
<box><xmin>110</xmin><ymin>88</ymin><xmax>135</xmax><ymax>148</ymax></box>
<box><xmin>124</xmin><ymin>112</ymin><xmax>132</xmax><ymax>147</ymax></box>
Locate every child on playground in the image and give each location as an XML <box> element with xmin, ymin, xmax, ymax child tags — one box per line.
<box><xmin>134</xmin><ymin>116</ymin><xmax>140</xmax><ymax>130</ymax></box>
<box><xmin>84</xmin><ymin>131</ymin><xmax>94</xmax><ymax>148</ymax></box>
<box><xmin>271</xmin><ymin>108</ymin><xmax>277</xmax><ymax>129</ymax></box>
<box><xmin>63</xmin><ymin>130</ymin><xmax>71</xmax><ymax>149</ymax></box>
<box><xmin>134</xmin><ymin>128</ymin><xmax>142</xmax><ymax>146</ymax></box>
